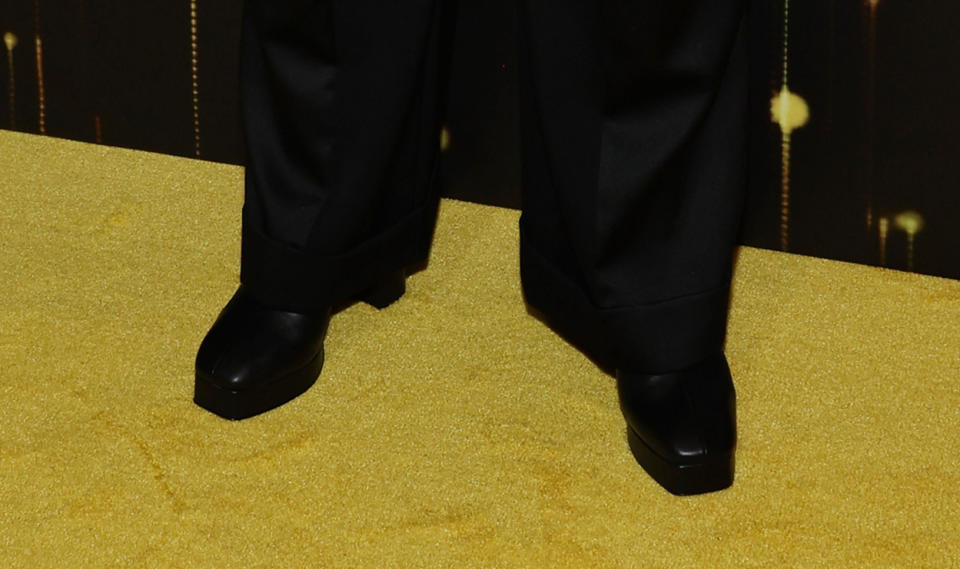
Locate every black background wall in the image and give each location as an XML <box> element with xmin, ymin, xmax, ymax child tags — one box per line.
<box><xmin>2</xmin><ymin>1</ymin><xmax>957</xmax><ymax>280</ymax></box>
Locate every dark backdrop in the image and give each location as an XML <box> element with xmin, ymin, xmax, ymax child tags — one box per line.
<box><xmin>2</xmin><ymin>1</ymin><xmax>957</xmax><ymax>280</ymax></box>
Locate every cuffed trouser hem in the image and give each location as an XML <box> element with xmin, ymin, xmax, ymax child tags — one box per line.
<box><xmin>240</xmin><ymin>199</ymin><xmax>439</xmax><ymax>312</ymax></box>
<box><xmin>520</xmin><ymin>235</ymin><xmax>732</xmax><ymax>373</ymax></box>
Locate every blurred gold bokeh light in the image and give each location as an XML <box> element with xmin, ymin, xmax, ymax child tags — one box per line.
<box><xmin>440</xmin><ymin>125</ymin><xmax>451</xmax><ymax>152</ymax></box>
<box><xmin>771</xmin><ymin>85</ymin><xmax>810</xmax><ymax>134</ymax></box>
<box><xmin>894</xmin><ymin>210</ymin><xmax>924</xmax><ymax>235</ymax></box>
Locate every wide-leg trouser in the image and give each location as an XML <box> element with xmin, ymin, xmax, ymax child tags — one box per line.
<box><xmin>238</xmin><ymin>0</ymin><xmax>748</xmax><ymax>373</ymax></box>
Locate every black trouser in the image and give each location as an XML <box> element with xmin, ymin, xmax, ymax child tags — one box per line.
<box><xmin>238</xmin><ymin>0</ymin><xmax>748</xmax><ymax>373</ymax></box>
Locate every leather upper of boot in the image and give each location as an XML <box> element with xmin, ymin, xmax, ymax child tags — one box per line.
<box><xmin>195</xmin><ymin>286</ymin><xmax>330</xmax><ymax>391</ymax></box>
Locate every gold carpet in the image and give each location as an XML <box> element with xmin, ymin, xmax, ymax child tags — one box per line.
<box><xmin>1</xmin><ymin>129</ymin><xmax>959</xmax><ymax>568</ymax></box>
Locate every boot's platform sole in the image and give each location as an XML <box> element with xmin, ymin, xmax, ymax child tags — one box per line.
<box><xmin>627</xmin><ymin>427</ymin><xmax>734</xmax><ymax>496</ymax></box>
<box><xmin>194</xmin><ymin>348</ymin><xmax>325</xmax><ymax>420</ymax></box>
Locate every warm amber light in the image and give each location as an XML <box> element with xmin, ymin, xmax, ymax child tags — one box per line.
<box><xmin>878</xmin><ymin>217</ymin><xmax>890</xmax><ymax>267</ymax></box>
<box><xmin>894</xmin><ymin>210</ymin><xmax>924</xmax><ymax>271</ymax></box>
<box><xmin>190</xmin><ymin>0</ymin><xmax>201</xmax><ymax>157</ymax></box>
<box><xmin>5</xmin><ymin>31</ymin><xmax>15</xmax><ymax>129</ymax></box>
<box><xmin>771</xmin><ymin>85</ymin><xmax>809</xmax><ymax>252</ymax></box>
<box><xmin>35</xmin><ymin>35</ymin><xmax>45</xmax><ymax>134</ymax></box>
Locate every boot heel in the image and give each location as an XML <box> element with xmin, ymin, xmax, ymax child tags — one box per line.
<box><xmin>358</xmin><ymin>270</ymin><xmax>406</xmax><ymax>309</ymax></box>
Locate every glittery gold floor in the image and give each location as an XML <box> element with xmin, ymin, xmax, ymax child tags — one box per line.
<box><xmin>1</xmin><ymin>130</ymin><xmax>959</xmax><ymax>568</ymax></box>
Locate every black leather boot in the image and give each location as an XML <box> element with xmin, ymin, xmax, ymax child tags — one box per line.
<box><xmin>194</xmin><ymin>271</ymin><xmax>407</xmax><ymax>420</ymax></box>
<box><xmin>616</xmin><ymin>354</ymin><xmax>736</xmax><ymax>495</ymax></box>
